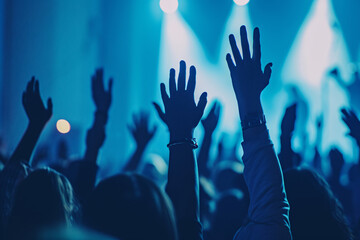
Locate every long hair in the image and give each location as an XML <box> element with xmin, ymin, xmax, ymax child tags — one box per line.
<box><xmin>6</xmin><ymin>168</ymin><xmax>76</xmax><ymax>240</ymax></box>
<box><xmin>284</xmin><ymin>168</ymin><xmax>352</xmax><ymax>240</ymax></box>
<box><xmin>83</xmin><ymin>173</ymin><xmax>178</xmax><ymax>240</ymax></box>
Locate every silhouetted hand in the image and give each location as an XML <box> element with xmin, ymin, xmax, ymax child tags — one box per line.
<box><xmin>153</xmin><ymin>60</ymin><xmax>207</xmax><ymax>141</ymax></box>
<box><xmin>201</xmin><ymin>101</ymin><xmax>221</xmax><ymax>135</ymax></box>
<box><xmin>92</xmin><ymin>68</ymin><xmax>113</xmax><ymax>113</ymax></box>
<box><xmin>22</xmin><ymin>77</ymin><xmax>53</xmax><ymax>127</ymax></box>
<box><xmin>226</xmin><ymin>26</ymin><xmax>272</xmax><ymax>118</ymax></box>
<box><xmin>341</xmin><ymin>108</ymin><xmax>360</xmax><ymax>143</ymax></box>
<box><xmin>281</xmin><ymin>104</ymin><xmax>297</xmax><ymax>135</ymax></box>
<box><xmin>128</xmin><ymin>112</ymin><xmax>157</xmax><ymax>149</ymax></box>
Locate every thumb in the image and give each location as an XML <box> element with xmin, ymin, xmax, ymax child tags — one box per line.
<box><xmin>264</xmin><ymin>62</ymin><xmax>273</xmax><ymax>85</ymax></box>
<box><xmin>152</xmin><ymin>102</ymin><xmax>166</xmax><ymax>123</ymax></box>
<box><xmin>196</xmin><ymin>92</ymin><xmax>208</xmax><ymax>122</ymax></box>
<box><xmin>47</xmin><ymin>98</ymin><xmax>53</xmax><ymax>116</ymax></box>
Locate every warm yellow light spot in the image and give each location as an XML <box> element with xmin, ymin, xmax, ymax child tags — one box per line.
<box><xmin>56</xmin><ymin>119</ymin><xmax>71</xmax><ymax>134</ymax></box>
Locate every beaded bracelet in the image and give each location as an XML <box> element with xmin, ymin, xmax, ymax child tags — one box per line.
<box><xmin>167</xmin><ymin>138</ymin><xmax>198</xmax><ymax>149</ymax></box>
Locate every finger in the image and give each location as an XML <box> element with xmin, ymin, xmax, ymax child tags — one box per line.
<box><xmin>27</xmin><ymin>77</ymin><xmax>35</xmax><ymax>94</ymax></box>
<box><xmin>96</xmin><ymin>68</ymin><xmax>105</xmax><ymax>92</ymax></box>
<box><xmin>160</xmin><ymin>83</ymin><xmax>170</xmax><ymax>107</ymax></box>
<box><xmin>47</xmin><ymin>98</ymin><xmax>53</xmax><ymax>115</ymax></box>
<box><xmin>34</xmin><ymin>80</ymin><xmax>41</xmax><ymax>99</ymax></box>
<box><xmin>187</xmin><ymin>65</ymin><xmax>196</xmax><ymax>94</ymax></box>
<box><xmin>178</xmin><ymin>60</ymin><xmax>186</xmax><ymax>92</ymax></box>
<box><xmin>340</xmin><ymin>108</ymin><xmax>349</xmax><ymax>117</ymax></box>
<box><xmin>226</xmin><ymin>53</ymin><xmax>236</xmax><ymax>72</ymax></box>
<box><xmin>169</xmin><ymin>68</ymin><xmax>176</xmax><ymax>97</ymax></box>
<box><xmin>229</xmin><ymin>34</ymin><xmax>242</xmax><ymax>65</ymax></box>
<box><xmin>214</xmin><ymin>101</ymin><xmax>221</xmax><ymax>117</ymax></box>
<box><xmin>209</xmin><ymin>101</ymin><xmax>217</xmax><ymax>115</ymax></box>
<box><xmin>141</xmin><ymin>112</ymin><xmax>149</xmax><ymax>127</ymax></box>
<box><xmin>264</xmin><ymin>62</ymin><xmax>273</xmax><ymax>83</ymax></box>
<box><xmin>240</xmin><ymin>25</ymin><xmax>251</xmax><ymax>60</ymax></box>
<box><xmin>196</xmin><ymin>92</ymin><xmax>208</xmax><ymax>121</ymax></box>
<box><xmin>153</xmin><ymin>102</ymin><xmax>166</xmax><ymax>123</ymax></box>
<box><xmin>253</xmin><ymin>27</ymin><xmax>261</xmax><ymax>64</ymax></box>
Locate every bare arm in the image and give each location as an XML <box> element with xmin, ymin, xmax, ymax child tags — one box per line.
<box><xmin>124</xmin><ymin>112</ymin><xmax>157</xmax><ymax>172</ymax></box>
<box><xmin>10</xmin><ymin>77</ymin><xmax>52</xmax><ymax>164</ymax></box>
<box><xmin>154</xmin><ymin>61</ymin><xmax>207</xmax><ymax>240</ymax></box>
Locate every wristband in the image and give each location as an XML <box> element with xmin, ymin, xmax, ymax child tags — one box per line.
<box><xmin>167</xmin><ymin>138</ymin><xmax>198</xmax><ymax>149</ymax></box>
<box><xmin>241</xmin><ymin>114</ymin><xmax>266</xmax><ymax>130</ymax></box>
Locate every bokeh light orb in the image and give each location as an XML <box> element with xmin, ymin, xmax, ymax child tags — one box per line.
<box><xmin>234</xmin><ymin>0</ymin><xmax>250</xmax><ymax>6</ymax></box>
<box><xmin>56</xmin><ymin>119</ymin><xmax>71</xmax><ymax>134</ymax></box>
<box><xmin>160</xmin><ymin>0</ymin><xmax>178</xmax><ymax>14</ymax></box>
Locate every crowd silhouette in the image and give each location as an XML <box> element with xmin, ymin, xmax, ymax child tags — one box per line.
<box><xmin>0</xmin><ymin>25</ymin><xmax>359</xmax><ymax>240</ymax></box>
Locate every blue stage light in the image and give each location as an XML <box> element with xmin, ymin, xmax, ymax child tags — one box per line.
<box><xmin>160</xmin><ymin>0</ymin><xmax>178</xmax><ymax>14</ymax></box>
<box><xmin>234</xmin><ymin>0</ymin><xmax>250</xmax><ymax>6</ymax></box>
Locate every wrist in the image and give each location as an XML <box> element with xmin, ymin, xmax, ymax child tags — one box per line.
<box><xmin>169</xmin><ymin>129</ymin><xmax>194</xmax><ymax>142</ymax></box>
<box><xmin>28</xmin><ymin>121</ymin><xmax>45</xmax><ymax>132</ymax></box>
<box><xmin>203</xmin><ymin>131</ymin><xmax>214</xmax><ymax>139</ymax></box>
<box><xmin>94</xmin><ymin>110</ymin><xmax>108</xmax><ymax>125</ymax></box>
<box><xmin>237</xmin><ymin>98</ymin><xmax>263</xmax><ymax>122</ymax></box>
<box><xmin>135</xmin><ymin>143</ymin><xmax>148</xmax><ymax>151</ymax></box>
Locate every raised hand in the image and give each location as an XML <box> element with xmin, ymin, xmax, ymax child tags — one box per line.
<box><xmin>341</xmin><ymin>108</ymin><xmax>360</xmax><ymax>143</ymax></box>
<box><xmin>22</xmin><ymin>77</ymin><xmax>52</xmax><ymax>127</ymax></box>
<box><xmin>201</xmin><ymin>101</ymin><xmax>221</xmax><ymax>135</ymax></box>
<box><xmin>128</xmin><ymin>112</ymin><xmax>157</xmax><ymax>149</ymax></box>
<box><xmin>10</xmin><ymin>77</ymin><xmax>52</xmax><ymax>163</ymax></box>
<box><xmin>281</xmin><ymin>103</ymin><xmax>297</xmax><ymax>135</ymax></box>
<box><xmin>153</xmin><ymin>60</ymin><xmax>207</xmax><ymax>141</ymax></box>
<box><xmin>92</xmin><ymin>68</ymin><xmax>113</xmax><ymax>113</ymax></box>
<box><xmin>226</xmin><ymin>26</ymin><xmax>272</xmax><ymax>119</ymax></box>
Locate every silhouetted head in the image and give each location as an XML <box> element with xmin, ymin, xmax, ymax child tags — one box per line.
<box><xmin>6</xmin><ymin>168</ymin><xmax>76</xmax><ymax>240</ymax></box>
<box><xmin>206</xmin><ymin>189</ymin><xmax>248</xmax><ymax>240</ymax></box>
<box><xmin>213</xmin><ymin>161</ymin><xmax>248</xmax><ymax>195</ymax></box>
<box><xmin>83</xmin><ymin>173</ymin><xmax>177</xmax><ymax>240</ymax></box>
<box><xmin>284</xmin><ymin>168</ymin><xmax>352</xmax><ymax>240</ymax></box>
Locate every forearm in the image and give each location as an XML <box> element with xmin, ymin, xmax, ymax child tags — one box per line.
<box><xmin>237</xmin><ymin>124</ymin><xmax>290</xmax><ymax>239</ymax></box>
<box><xmin>166</xmin><ymin>144</ymin><xmax>202</xmax><ymax>240</ymax></box>
<box><xmin>10</xmin><ymin>123</ymin><xmax>44</xmax><ymax>164</ymax></box>
<box><xmin>84</xmin><ymin>112</ymin><xmax>107</xmax><ymax>163</ymax></box>
<box><xmin>123</xmin><ymin>146</ymin><xmax>146</xmax><ymax>172</ymax></box>
<box><xmin>83</xmin><ymin>147</ymin><xmax>100</xmax><ymax>163</ymax></box>
<box><xmin>237</xmin><ymin>97</ymin><xmax>263</xmax><ymax>123</ymax></box>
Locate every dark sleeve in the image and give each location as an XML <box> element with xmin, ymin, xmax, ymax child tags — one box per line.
<box><xmin>233</xmin><ymin>125</ymin><xmax>292</xmax><ymax>240</ymax></box>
